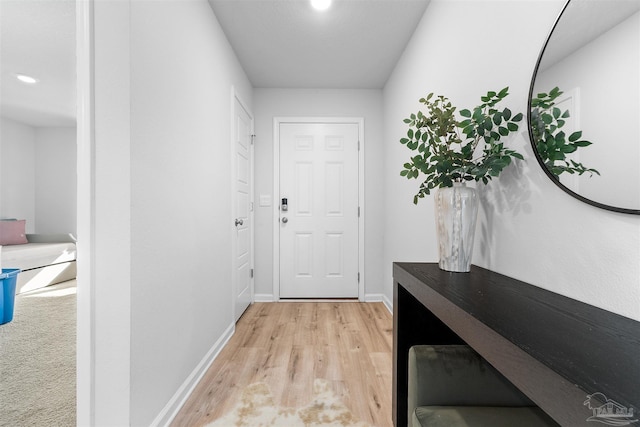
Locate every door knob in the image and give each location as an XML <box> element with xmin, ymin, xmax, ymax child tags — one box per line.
<box><xmin>281</xmin><ymin>217</ymin><xmax>288</xmax><ymax>223</ymax></box>
<box><xmin>235</xmin><ymin>218</ymin><xmax>243</xmax><ymax>226</ymax></box>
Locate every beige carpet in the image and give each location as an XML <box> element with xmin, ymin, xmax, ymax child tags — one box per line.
<box><xmin>207</xmin><ymin>379</ymin><xmax>372</xmax><ymax>427</ymax></box>
<box><xmin>0</xmin><ymin>279</ymin><xmax>76</xmax><ymax>427</ymax></box>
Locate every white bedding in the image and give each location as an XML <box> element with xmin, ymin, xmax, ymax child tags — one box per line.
<box><xmin>1</xmin><ymin>242</ymin><xmax>76</xmax><ymax>272</ymax></box>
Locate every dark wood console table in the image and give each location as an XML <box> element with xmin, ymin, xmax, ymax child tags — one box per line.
<box><xmin>393</xmin><ymin>262</ymin><xmax>639</xmax><ymax>427</ymax></box>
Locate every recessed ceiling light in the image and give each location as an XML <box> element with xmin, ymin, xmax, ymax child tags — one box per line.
<box><xmin>16</xmin><ymin>74</ymin><xmax>38</xmax><ymax>84</ymax></box>
<box><xmin>311</xmin><ymin>0</ymin><xmax>332</xmax><ymax>11</ymax></box>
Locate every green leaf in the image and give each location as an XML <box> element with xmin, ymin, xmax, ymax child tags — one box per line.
<box><xmin>507</xmin><ymin>122</ymin><xmax>518</xmax><ymax>132</ymax></box>
<box><xmin>498</xmin><ymin>87</ymin><xmax>509</xmax><ymax>98</ymax></box>
<box><xmin>460</xmin><ymin>109</ymin><xmax>472</xmax><ymax>118</ymax></box>
<box><xmin>568</xmin><ymin>131</ymin><xmax>582</xmax><ymax>142</ymax></box>
<box><xmin>549</xmin><ymin>86</ymin><xmax>562</xmax><ymax>97</ymax></box>
<box><xmin>512</xmin><ymin>112</ymin><xmax>523</xmax><ymax>122</ymax></box>
<box><xmin>549</xmin><ymin>151</ymin><xmax>565</xmax><ymax>161</ymax></box>
<box><xmin>498</xmin><ymin>126</ymin><xmax>509</xmax><ymax>136</ymax></box>
<box><xmin>574</xmin><ymin>140</ymin><xmax>592</xmax><ymax>147</ymax></box>
<box><xmin>462</xmin><ymin>125</ymin><xmax>475</xmax><ymax>136</ymax></box>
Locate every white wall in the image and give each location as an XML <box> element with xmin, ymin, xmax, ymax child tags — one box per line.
<box><xmin>83</xmin><ymin>1</ymin><xmax>252</xmax><ymax>425</ymax></box>
<box><xmin>253</xmin><ymin>89</ymin><xmax>385</xmax><ymax>301</ymax></box>
<box><xmin>0</xmin><ymin>117</ymin><xmax>36</xmax><ymax>230</ymax></box>
<box><xmin>129</xmin><ymin>2</ymin><xmax>252</xmax><ymax>425</ymax></box>
<box><xmin>82</xmin><ymin>1</ymin><xmax>132</xmax><ymax>424</ymax></box>
<box><xmin>35</xmin><ymin>127</ymin><xmax>76</xmax><ymax>235</ymax></box>
<box><xmin>0</xmin><ymin>119</ymin><xmax>76</xmax><ymax>235</ymax></box>
<box><xmin>383</xmin><ymin>0</ymin><xmax>640</xmax><ymax>321</ymax></box>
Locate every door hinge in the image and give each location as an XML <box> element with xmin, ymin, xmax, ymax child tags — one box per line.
<box><xmin>250</xmin><ymin>268</ymin><xmax>254</xmax><ymax>278</ymax></box>
<box><xmin>358</xmin><ymin>206</ymin><xmax>360</xmax><ymax>217</ymax></box>
<box><xmin>358</xmin><ymin>272</ymin><xmax>360</xmax><ymax>283</ymax></box>
<box><xmin>251</xmin><ymin>134</ymin><xmax>256</xmax><ymax>145</ymax></box>
<box><xmin>250</xmin><ymin>201</ymin><xmax>254</xmax><ymax>212</ymax></box>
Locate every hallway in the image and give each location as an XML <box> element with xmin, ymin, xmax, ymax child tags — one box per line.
<box><xmin>171</xmin><ymin>302</ymin><xmax>393</xmax><ymax>427</ymax></box>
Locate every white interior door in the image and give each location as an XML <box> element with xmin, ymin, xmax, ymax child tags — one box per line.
<box><xmin>232</xmin><ymin>96</ymin><xmax>253</xmax><ymax>321</ymax></box>
<box><xmin>279</xmin><ymin>122</ymin><xmax>359</xmax><ymax>298</ymax></box>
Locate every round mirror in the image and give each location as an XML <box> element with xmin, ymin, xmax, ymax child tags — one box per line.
<box><xmin>528</xmin><ymin>0</ymin><xmax>640</xmax><ymax>214</ymax></box>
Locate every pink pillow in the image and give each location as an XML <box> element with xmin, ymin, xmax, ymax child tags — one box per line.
<box><xmin>0</xmin><ymin>220</ymin><xmax>28</xmax><ymax>245</ymax></box>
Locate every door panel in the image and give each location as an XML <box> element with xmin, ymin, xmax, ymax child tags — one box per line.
<box><xmin>233</xmin><ymin>97</ymin><xmax>252</xmax><ymax>321</ymax></box>
<box><xmin>279</xmin><ymin>122</ymin><xmax>358</xmax><ymax>298</ymax></box>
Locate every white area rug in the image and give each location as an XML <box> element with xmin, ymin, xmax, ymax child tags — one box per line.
<box><xmin>0</xmin><ymin>280</ymin><xmax>76</xmax><ymax>427</ymax></box>
<box><xmin>207</xmin><ymin>379</ymin><xmax>372</xmax><ymax>427</ymax></box>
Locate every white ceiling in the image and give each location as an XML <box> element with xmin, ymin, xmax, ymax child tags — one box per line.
<box><xmin>0</xmin><ymin>0</ymin><xmax>429</xmax><ymax>128</ymax></box>
<box><xmin>539</xmin><ymin>0</ymin><xmax>640</xmax><ymax>70</ymax></box>
<box><xmin>0</xmin><ymin>0</ymin><xmax>76</xmax><ymax>127</ymax></box>
<box><xmin>208</xmin><ymin>0</ymin><xmax>431</xmax><ymax>89</ymax></box>
<box><xmin>2</xmin><ymin>0</ymin><xmax>638</xmax><ymax>128</ymax></box>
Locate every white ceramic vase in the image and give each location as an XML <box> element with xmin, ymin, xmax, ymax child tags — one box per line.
<box><xmin>434</xmin><ymin>182</ymin><xmax>479</xmax><ymax>272</ymax></box>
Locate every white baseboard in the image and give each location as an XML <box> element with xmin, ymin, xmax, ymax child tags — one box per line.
<box><xmin>152</xmin><ymin>321</ymin><xmax>236</xmax><ymax>427</ymax></box>
<box><xmin>364</xmin><ymin>293</ymin><xmax>383</xmax><ymax>302</ymax></box>
<box><xmin>257</xmin><ymin>293</ymin><xmax>392</xmax><ymax>313</ymax></box>
<box><xmin>254</xmin><ymin>293</ymin><xmax>275</xmax><ymax>302</ymax></box>
<box><xmin>365</xmin><ymin>293</ymin><xmax>393</xmax><ymax>313</ymax></box>
<box><xmin>382</xmin><ymin>294</ymin><xmax>393</xmax><ymax>314</ymax></box>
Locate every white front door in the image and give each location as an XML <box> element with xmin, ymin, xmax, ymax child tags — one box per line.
<box><xmin>279</xmin><ymin>122</ymin><xmax>359</xmax><ymax>298</ymax></box>
<box><xmin>232</xmin><ymin>95</ymin><xmax>253</xmax><ymax>321</ymax></box>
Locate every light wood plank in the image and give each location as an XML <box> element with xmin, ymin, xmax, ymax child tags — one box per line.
<box><xmin>170</xmin><ymin>302</ymin><xmax>392</xmax><ymax>427</ymax></box>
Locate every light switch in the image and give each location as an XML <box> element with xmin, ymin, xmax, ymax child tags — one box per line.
<box><xmin>259</xmin><ymin>195</ymin><xmax>271</xmax><ymax>207</ymax></box>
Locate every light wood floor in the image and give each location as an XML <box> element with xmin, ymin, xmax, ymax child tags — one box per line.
<box><xmin>171</xmin><ymin>302</ymin><xmax>393</xmax><ymax>427</ymax></box>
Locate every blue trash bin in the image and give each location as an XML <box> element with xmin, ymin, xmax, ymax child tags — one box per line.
<box><xmin>1</xmin><ymin>268</ymin><xmax>21</xmax><ymax>325</ymax></box>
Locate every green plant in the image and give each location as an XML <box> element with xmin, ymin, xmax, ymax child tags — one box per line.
<box><xmin>400</xmin><ymin>87</ymin><xmax>524</xmax><ymax>204</ymax></box>
<box><xmin>530</xmin><ymin>86</ymin><xmax>599</xmax><ymax>177</ymax></box>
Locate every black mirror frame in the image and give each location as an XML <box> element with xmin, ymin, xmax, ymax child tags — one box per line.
<box><xmin>527</xmin><ymin>0</ymin><xmax>640</xmax><ymax>215</ymax></box>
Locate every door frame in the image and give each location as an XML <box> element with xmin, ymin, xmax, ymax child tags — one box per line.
<box><xmin>272</xmin><ymin>117</ymin><xmax>365</xmax><ymax>301</ymax></box>
<box><xmin>231</xmin><ymin>87</ymin><xmax>255</xmax><ymax>321</ymax></box>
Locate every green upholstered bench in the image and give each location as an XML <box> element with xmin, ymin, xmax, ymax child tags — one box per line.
<box><xmin>408</xmin><ymin>345</ymin><xmax>559</xmax><ymax>427</ymax></box>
